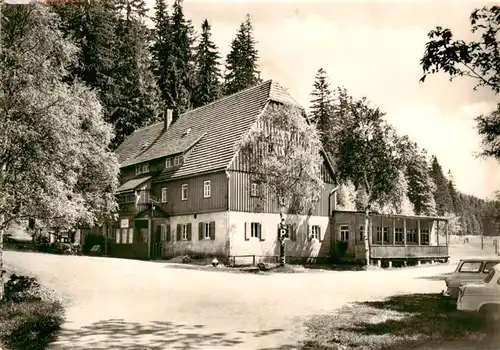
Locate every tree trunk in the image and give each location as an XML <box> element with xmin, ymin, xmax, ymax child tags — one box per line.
<box><xmin>0</xmin><ymin>215</ymin><xmax>4</xmax><ymax>300</ymax></box>
<box><xmin>364</xmin><ymin>210</ymin><xmax>371</xmax><ymax>267</ymax></box>
<box><xmin>279</xmin><ymin>209</ymin><xmax>285</xmax><ymax>267</ymax></box>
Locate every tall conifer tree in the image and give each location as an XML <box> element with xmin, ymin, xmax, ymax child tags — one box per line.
<box><xmin>192</xmin><ymin>19</ymin><xmax>222</xmax><ymax>108</ymax></box>
<box><xmin>165</xmin><ymin>0</ymin><xmax>196</xmax><ymax>119</ymax></box>
<box><xmin>429</xmin><ymin>156</ymin><xmax>454</xmax><ymax>215</ymax></box>
<box><xmin>406</xmin><ymin>147</ymin><xmax>437</xmax><ymax>215</ymax></box>
<box><xmin>309</xmin><ymin>68</ymin><xmax>333</xmax><ymax>146</ymax></box>
<box><xmin>224</xmin><ymin>14</ymin><xmax>261</xmax><ymax>95</ymax></box>
<box><xmin>151</xmin><ymin>0</ymin><xmax>173</xmax><ymax>109</ymax></box>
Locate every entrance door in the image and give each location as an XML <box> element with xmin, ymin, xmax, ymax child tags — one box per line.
<box><xmin>151</xmin><ymin>223</ymin><xmax>163</xmax><ymax>259</ymax></box>
<box><xmin>336</xmin><ymin>223</ymin><xmax>351</xmax><ymax>258</ymax></box>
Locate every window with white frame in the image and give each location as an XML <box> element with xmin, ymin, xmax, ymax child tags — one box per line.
<box><xmin>115</xmin><ymin>228</ymin><xmax>120</xmax><ymax>244</ymax></box>
<box><xmin>204</xmin><ymin>222</ymin><xmax>211</xmax><ymax>239</ymax></box>
<box><xmin>160</xmin><ymin>224</ymin><xmax>167</xmax><ymax>241</ymax></box>
<box><xmin>203</xmin><ymin>180</ymin><xmax>211</xmax><ymax>198</ymax></box>
<box><xmin>311</xmin><ymin>225</ymin><xmax>321</xmax><ymax>240</ymax></box>
<box><xmin>165</xmin><ymin>157</ymin><xmax>173</xmax><ymax>168</ymax></box>
<box><xmin>135</xmin><ymin>163</ymin><xmax>150</xmax><ymax>175</ymax></box>
<box><xmin>251</xmin><ymin>222</ymin><xmax>260</xmax><ymax>238</ymax></box>
<box><xmin>181</xmin><ymin>224</ymin><xmax>188</xmax><ymax>240</ymax></box>
<box><xmin>340</xmin><ymin>225</ymin><xmax>349</xmax><ymax>241</ymax></box>
<box><xmin>174</xmin><ymin>155</ymin><xmax>183</xmax><ymax>166</ymax></box>
<box><xmin>161</xmin><ymin>187</ymin><xmax>168</xmax><ymax>203</ymax></box>
<box><xmin>121</xmin><ymin>228</ymin><xmax>127</xmax><ymax>243</ymax></box>
<box><xmin>376</xmin><ymin>226</ymin><xmax>382</xmax><ymax>242</ymax></box>
<box><xmin>250</xmin><ymin>182</ymin><xmax>259</xmax><ymax>197</ymax></box>
<box><xmin>407</xmin><ymin>228</ymin><xmax>417</xmax><ymax>243</ymax></box>
<box><xmin>267</xmin><ymin>143</ymin><xmax>274</xmax><ymax>154</ymax></box>
<box><xmin>421</xmin><ymin>228</ymin><xmax>430</xmax><ymax>244</ymax></box>
<box><xmin>383</xmin><ymin>227</ymin><xmax>389</xmax><ymax>242</ymax></box>
<box><xmin>395</xmin><ymin>227</ymin><xmax>404</xmax><ymax>243</ymax></box>
<box><xmin>359</xmin><ymin>225</ymin><xmax>365</xmax><ymax>242</ymax></box>
<box><xmin>181</xmin><ymin>184</ymin><xmax>188</xmax><ymax>200</ymax></box>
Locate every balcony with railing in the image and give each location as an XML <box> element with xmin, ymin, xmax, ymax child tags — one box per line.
<box><xmin>117</xmin><ymin>190</ymin><xmax>155</xmax><ymax>214</ymax></box>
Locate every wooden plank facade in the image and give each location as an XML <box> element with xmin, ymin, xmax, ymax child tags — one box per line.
<box><xmin>228</xmin><ymin>149</ymin><xmax>336</xmax><ymax>216</ymax></box>
<box><xmin>151</xmin><ymin>171</ymin><xmax>228</xmax><ymax>215</ymax></box>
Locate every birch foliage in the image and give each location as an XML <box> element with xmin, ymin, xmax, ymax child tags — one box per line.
<box><xmin>239</xmin><ymin>103</ymin><xmax>324</xmax><ymax>217</ymax></box>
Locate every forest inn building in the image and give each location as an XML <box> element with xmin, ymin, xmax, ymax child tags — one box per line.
<box><xmin>82</xmin><ymin>80</ymin><xmax>450</xmax><ymax>266</ymax></box>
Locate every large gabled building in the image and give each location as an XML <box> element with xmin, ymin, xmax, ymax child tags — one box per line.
<box><xmin>91</xmin><ymin>80</ymin><xmax>337</xmax><ymax>262</ymax></box>
<box><xmin>81</xmin><ymin>79</ymin><xmax>450</xmax><ymax>267</ymax></box>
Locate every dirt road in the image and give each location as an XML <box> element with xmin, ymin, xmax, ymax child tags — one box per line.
<box><xmin>4</xmin><ymin>251</ymin><xmax>456</xmax><ymax>349</ymax></box>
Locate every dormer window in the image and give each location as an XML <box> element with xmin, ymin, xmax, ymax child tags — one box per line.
<box><xmin>174</xmin><ymin>155</ymin><xmax>183</xmax><ymax>166</ymax></box>
<box><xmin>135</xmin><ymin>163</ymin><xmax>150</xmax><ymax>175</ymax></box>
<box><xmin>165</xmin><ymin>157</ymin><xmax>173</xmax><ymax>168</ymax></box>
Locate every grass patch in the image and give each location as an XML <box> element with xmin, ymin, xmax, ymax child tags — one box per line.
<box><xmin>300</xmin><ymin>293</ymin><xmax>498</xmax><ymax>350</ymax></box>
<box><xmin>0</xmin><ymin>275</ymin><xmax>65</xmax><ymax>350</ymax></box>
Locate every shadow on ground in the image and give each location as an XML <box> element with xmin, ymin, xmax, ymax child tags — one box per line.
<box><xmin>301</xmin><ymin>264</ymin><xmax>365</xmax><ymax>272</ymax></box>
<box><xmin>48</xmin><ymin>319</ymin><xmax>289</xmax><ymax>349</ymax></box>
<box><xmin>416</xmin><ymin>272</ymin><xmax>451</xmax><ymax>281</ymax></box>
<box><xmin>301</xmin><ymin>293</ymin><xmax>500</xmax><ymax>350</ymax></box>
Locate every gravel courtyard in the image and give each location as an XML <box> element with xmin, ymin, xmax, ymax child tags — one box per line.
<box><xmin>4</xmin><ymin>251</ymin><xmax>457</xmax><ymax>349</ymax></box>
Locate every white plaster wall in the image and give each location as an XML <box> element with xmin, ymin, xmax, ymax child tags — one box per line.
<box><xmin>228</xmin><ymin>212</ymin><xmax>331</xmax><ymax>263</ymax></box>
<box><xmin>163</xmin><ymin>211</ymin><xmax>229</xmax><ymax>258</ymax></box>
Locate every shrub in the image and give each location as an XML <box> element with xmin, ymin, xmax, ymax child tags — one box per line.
<box><xmin>0</xmin><ymin>300</ymin><xmax>64</xmax><ymax>350</ymax></box>
<box><xmin>3</xmin><ymin>274</ymin><xmax>42</xmax><ymax>303</ymax></box>
<box><xmin>0</xmin><ymin>274</ymin><xmax>64</xmax><ymax>349</ymax></box>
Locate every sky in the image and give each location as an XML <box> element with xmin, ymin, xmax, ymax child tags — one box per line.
<box><xmin>147</xmin><ymin>0</ymin><xmax>500</xmax><ymax>200</ymax></box>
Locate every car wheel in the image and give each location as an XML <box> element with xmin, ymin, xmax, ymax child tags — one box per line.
<box><xmin>480</xmin><ymin>305</ymin><xmax>500</xmax><ymax>329</ymax></box>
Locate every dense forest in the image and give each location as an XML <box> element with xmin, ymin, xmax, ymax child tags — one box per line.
<box><xmin>3</xmin><ymin>0</ymin><xmax>498</xmax><ymax>237</ymax></box>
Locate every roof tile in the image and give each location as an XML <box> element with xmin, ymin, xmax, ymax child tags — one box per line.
<box><xmin>116</xmin><ymin>80</ymin><xmax>301</xmax><ymax>179</ymax></box>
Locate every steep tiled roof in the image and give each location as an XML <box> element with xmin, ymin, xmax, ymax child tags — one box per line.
<box><xmin>115</xmin><ymin>80</ymin><xmax>301</xmax><ymax>180</ymax></box>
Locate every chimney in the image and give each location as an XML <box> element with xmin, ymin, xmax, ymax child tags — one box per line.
<box><xmin>164</xmin><ymin>109</ymin><xmax>173</xmax><ymax>130</ymax></box>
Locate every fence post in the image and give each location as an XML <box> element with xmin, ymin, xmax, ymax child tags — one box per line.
<box><xmin>253</xmin><ymin>255</ymin><xmax>256</xmax><ymax>266</ymax></box>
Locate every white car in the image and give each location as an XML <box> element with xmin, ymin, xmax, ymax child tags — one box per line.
<box><xmin>457</xmin><ymin>264</ymin><xmax>500</xmax><ymax>322</ymax></box>
<box><xmin>443</xmin><ymin>257</ymin><xmax>500</xmax><ymax>299</ymax></box>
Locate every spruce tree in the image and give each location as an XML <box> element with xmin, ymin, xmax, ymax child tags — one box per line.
<box><xmin>151</xmin><ymin>0</ymin><xmax>173</xmax><ymax>109</ymax></box>
<box><xmin>429</xmin><ymin>156</ymin><xmax>454</xmax><ymax>215</ymax></box>
<box><xmin>406</xmin><ymin>148</ymin><xmax>437</xmax><ymax>215</ymax></box>
<box><xmin>54</xmin><ymin>0</ymin><xmax>160</xmax><ymax>149</ymax></box>
<box><xmin>111</xmin><ymin>0</ymin><xmax>161</xmax><ymax>148</ymax></box>
<box><xmin>192</xmin><ymin>19</ymin><xmax>222</xmax><ymax>108</ymax></box>
<box><xmin>114</xmin><ymin>0</ymin><xmax>147</xmax><ymax>20</ymax></box>
<box><xmin>224</xmin><ymin>14</ymin><xmax>261</xmax><ymax>96</ymax></box>
<box><xmin>53</xmin><ymin>0</ymin><xmax>118</xmax><ymax>106</ymax></box>
<box><xmin>447</xmin><ymin>170</ymin><xmax>461</xmax><ymax>214</ymax></box>
<box><xmin>164</xmin><ymin>0</ymin><xmax>196</xmax><ymax>120</ymax></box>
<box><xmin>309</xmin><ymin>68</ymin><xmax>333</xmax><ymax>145</ymax></box>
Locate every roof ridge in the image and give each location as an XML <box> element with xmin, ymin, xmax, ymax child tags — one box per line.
<box><xmin>180</xmin><ymin>79</ymin><xmax>273</xmax><ymax>118</ymax></box>
<box><xmin>129</xmin><ymin>80</ymin><xmax>274</xmax><ymax>135</ymax></box>
<box><xmin>269</xmin><ymin>80</ymin><xmax>301</xmax><ymax>106</ymax></box>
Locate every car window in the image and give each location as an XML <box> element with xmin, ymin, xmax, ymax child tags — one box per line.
<box><xmin>485</xmin><ymin>270</ymin><xmax>495</xmax><ymax>283</ymax></box>
<box><xmin>459</xmin><ymin>261</ymin><xmax>482</xmax><ymax>273</ymax></box>
<box><xmin>483</xmin><ymin>261</ymin><xmax>500</xmax><ymax>273</ymax></box>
